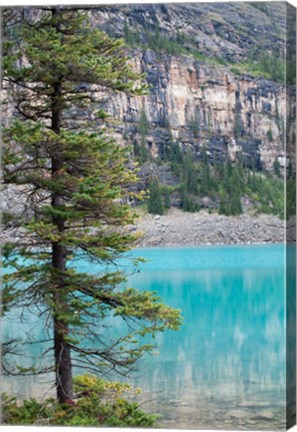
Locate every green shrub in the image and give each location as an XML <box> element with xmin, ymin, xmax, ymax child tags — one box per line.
<box><xmin>230</xmin><ymin>66</ymin><xmax>241</xmax><ymax>76</ymax></box>
<box><xmin>2</xmin><ymin>375</ymin><xmax>160</xmax><ymax>427</ymax></box>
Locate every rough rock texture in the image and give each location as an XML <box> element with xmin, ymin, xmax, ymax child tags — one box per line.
<box><xmin>2</xmin><ymin>4</ymin><xmax>295</xmax><ymax>241</ymax></box>
<box><xmin>87</xmin><ymin>3</ymin><xmax>295</xmax><ymax>173</ymax></box>
<box><xmin>92</xmin><ymin>3</ymin><xmax>288</xmax><ymax>61</ymax></box>
<box><xmin>106</xmin><ymin>60</ymin><xmax>286</xmax><ymax>171</ymax></box>
<box><xmin>3</xmin><ymin>4</ymin><xmax>295</xmax><ymax>181</ymax></box>
<box><xmin>132</xmin><ymin>208</ymin><xmax>284</xmax><ymax>247</ymax></box>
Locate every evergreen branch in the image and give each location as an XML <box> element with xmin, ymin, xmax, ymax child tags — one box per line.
<box><xmin>2</xmin><ymin>6</ymin><xmax>181</xmax><ymax>404</ymax></box>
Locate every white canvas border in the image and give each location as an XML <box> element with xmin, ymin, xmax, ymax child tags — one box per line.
<box><xmin>0</xmin><ymin>0</ymin><xmax>296</xmax><ymax>432</ymax></box>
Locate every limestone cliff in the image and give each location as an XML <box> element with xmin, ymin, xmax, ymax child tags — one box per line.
<box><xmin>2</xmin><ymin>3</ymin><xmax>295</xmax><ymax>219</ymax></box>
<box><xmin>88</xmin><ymin>2</ymin><xmax>295</xmax><ymax>173</ymax></box>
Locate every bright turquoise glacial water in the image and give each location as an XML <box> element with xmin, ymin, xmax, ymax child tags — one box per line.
<box><xmin>2</xmin><ymin>244</ymin><xmax>287</xmax><ymax>429</ymax></box>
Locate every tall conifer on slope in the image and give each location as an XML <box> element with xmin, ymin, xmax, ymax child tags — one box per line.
<box><xmin>2</xmin><ymin>7</ymin><xmax>181</xmax><ymax>404</ymax></box>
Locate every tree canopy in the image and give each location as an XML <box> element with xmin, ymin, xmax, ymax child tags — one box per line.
<box><xmin>2</xmin><ymin>6</ymin><xmax>181</xmax><ymax>404</ymax></box>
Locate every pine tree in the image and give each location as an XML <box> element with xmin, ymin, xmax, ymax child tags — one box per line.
<box><xmin>123</xmin><ymin>20</ymin><xmax>140</xmax><ymax>47</ymax></box>
<box><xmin>164</xmin><ymin>188</ymin><xmax>171</xmax><ymax>210</ymax></box>
<box><xmin>230</xmin><ymin>160</ymin><xmax>243</xmax><ymax>215</ymax></box>
<box><xmin>219</xmin><ymin>159</ymin><xmax>243</xmax><ymax>216</ymax></box>
<box><xmin>139</xmin><ymin>108</ymin><xmax>150</xmax><ymax>139</ymax></box>
<box><xmin>137</xmin><ymin>108</ymin><xmax>150</xmax><ymax>163</ymax></box>
<box><xmin>267</xmin><ymin>128</ymin><xmax>273</xmax><ymax>142</ymax></box>
<box><xmin>183</xmin><ymin>153</ymin><xmax>197</xmax><ymax>194</ymax></box>
<box><xmin>147</xmin><ymin>179</ymin><xmax>164</xmax><ymax>215</ymax></box>
<box><xmin>219</xmin><ymin>190</ymin><xmax>230</xmax><ymax>216</ymax></box>
<box><xmin>200</xmin><ymin>147</ymin><xmax>211</xmax><ymax>195</ymax></box>
<box><xmin>181</xmin><ymin>183</ymin><xmax>197</xmax><ymax>212</ymax></box>
<box><xmin>273</xmin><ymin>157</ymin><xmax>281</xmax><ymax>178</ymax></box>
<box><xmin>2</xmin><ymin>7</ymin><xmax>180</xmax><ymax>405</ymax></box>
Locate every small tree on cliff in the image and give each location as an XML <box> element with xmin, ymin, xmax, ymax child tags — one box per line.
<box><xmin>2</xmin><ymin>7</ymin><xmax>181</xmax><ymax>404</ymax></box>
<box><xmin>147</xmin><ymin>179</ymin><xmax>164</xmax><ymax>215</ymax></box>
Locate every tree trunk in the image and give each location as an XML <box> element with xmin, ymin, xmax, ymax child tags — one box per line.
<box><xmin>52</xmin><ymin>225</ymin><xmax>74</xmax><ymax>403</ymax></box>
<box><xmin>51</xmin><ymin>101</ymin><xmax>74</xmax><ymax>403</ymax></box>
<box><xmin>50</xmin><ymin>10</ymin><xmax>74</xmax><ymax>401</ymax></box>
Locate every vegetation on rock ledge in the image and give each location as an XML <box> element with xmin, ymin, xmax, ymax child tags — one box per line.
<box><xmin>144</xmin><ymin>143</ymin><xmax>284</xmax><ymax>218</ymax></box>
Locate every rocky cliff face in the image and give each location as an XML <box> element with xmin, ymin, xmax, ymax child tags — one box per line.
<box><xmin>88</xmin><ymin>2</ymin><xmax>295</xmax><ymax>173</ymax></box>
<box><xmin>104</xmin><ymin>56</ymin><xmax>286</xmax><ymax>171</ymax></box>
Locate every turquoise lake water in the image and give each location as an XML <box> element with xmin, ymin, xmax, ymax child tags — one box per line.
<box><xmin>2</xmin><ymin>244</ymin><xmax>287</xmax><ymax>429</ymax></box>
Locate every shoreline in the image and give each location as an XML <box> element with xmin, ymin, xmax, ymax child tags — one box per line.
<box><xmin>133</xmin><ymin>242</ymin><xmax>285</xmax><ymax>250</ymax></box>
<box><xmin>2</xmin><ymin>209</ymin><xmax>286</xmax><ymax>248</ymax></box>
<box><xmin>132</xmin><ymin>208</ymin><xmax>285</xmax><ymax>248</ymax></box>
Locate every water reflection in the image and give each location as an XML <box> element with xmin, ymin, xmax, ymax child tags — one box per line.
<box><xmin>2</xmin><ymin>245</ymin><xmax>286</xmax><ymax>430</ymax></box>
<box><xmin>127</xmin><ymin>252</ymin><xmax>285</xmax><ymax>429</ymax></box>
